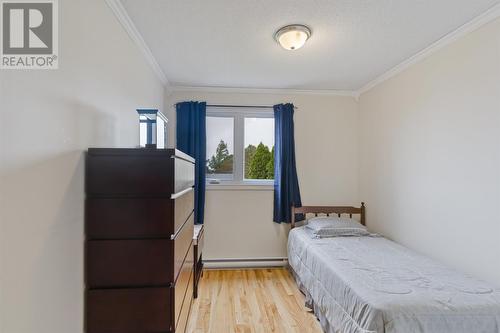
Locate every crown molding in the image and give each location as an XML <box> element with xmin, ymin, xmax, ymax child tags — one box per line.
<box><xmin>169</xmin><ymin>85</ymin><xmax>358</xmax><ymax>98</ymax></box>
<box><xmin>357</xmin><ymin>3</ymin><xmax>500</xmax><ymax>96</ymax></box>
<box><xmin>105</xmin><ymin>0</ymin><xmax>169</xmax><ymax>86</ymax></box>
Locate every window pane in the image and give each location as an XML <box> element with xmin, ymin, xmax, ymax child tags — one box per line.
<box><xmin>206</xmin><ymin>116</ymin><xmax>234</xmax><ymax>179</ymax></box>
<box><xmin>244</xmin><ymin>117</ymin><xmax>274</xmax><ymax>180</ymax></box>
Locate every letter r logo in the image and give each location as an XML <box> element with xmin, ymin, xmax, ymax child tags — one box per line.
<box><xmin>2</xmin><ymin>2</ymin><xmax>53</xmax><ymax>54</ymax></box>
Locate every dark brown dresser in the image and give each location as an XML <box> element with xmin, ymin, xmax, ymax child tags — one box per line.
<box><xmin>85</xmin><ymin>148</ymin><xmax>195</xmax><ymax>333</ymax></box>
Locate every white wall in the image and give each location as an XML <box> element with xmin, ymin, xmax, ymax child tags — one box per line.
<box><xmin>166</xmin><ymin>90</ymin><xmax>359</xmax><ymax>262</ymax></box>
<box><xmin>0</xmin><ymin>0</ymin><xmax>165</xmax><ymax>332</ymax></box>
<box><xmin>359</xmin><ymin>18</ymin><xmax>500</xmax><ymax>284</ymax></box>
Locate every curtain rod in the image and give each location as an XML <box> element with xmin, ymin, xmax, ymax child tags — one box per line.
<box><xmin>173</xmin><ymin>103</ymin><xmax>298</xmax><ymax>110</ymax></box>
<box><xmin>207</xmin><ymin>104</ymin><xmax>273</xmax><ymax>109</ymax></box>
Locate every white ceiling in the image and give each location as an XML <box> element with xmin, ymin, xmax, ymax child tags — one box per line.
<box><xmin>120</xmin><ymin>0</ymin><xmax>499</xmax><ymax>91</ymax></box>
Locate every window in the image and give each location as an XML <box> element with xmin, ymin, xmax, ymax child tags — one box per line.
<box><xmin>244</xmin><ymin>117</ymin><xmax>274</xmax><ymax>180</ymax></box>
<box><xmin>206</xmin><ymin>116</ymin><xmax>234</xmax><ymax>180</ymax></box>
<box><xmin>206</xmin><ymin>108</ymin><xmax>274</xmax><ymax>184</ymax></box>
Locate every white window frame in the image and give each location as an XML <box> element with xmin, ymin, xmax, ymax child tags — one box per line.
<box><xmin>206</xmin><ymin>107</ymin><xmax>274</xmax><ymax>186</ymax></box>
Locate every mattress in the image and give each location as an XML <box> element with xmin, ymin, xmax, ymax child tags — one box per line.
<box><xmin>288</xmin><ymin>226</ymin><xmax>500</xmax><ymax>333</ymax></box>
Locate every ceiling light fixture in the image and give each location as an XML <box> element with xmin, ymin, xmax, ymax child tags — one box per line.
<box><xmin>274</xmin><ymin>24</ymin><xmax>311</xmax><ymax>51</ymax></box>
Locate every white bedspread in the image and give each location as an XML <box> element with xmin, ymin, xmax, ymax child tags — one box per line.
<box><xmin>288</xmin><ymin>227</ymin><xmax>500</xmax><ymax>333</ymax></box>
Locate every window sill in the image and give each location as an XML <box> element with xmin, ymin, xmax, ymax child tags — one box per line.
<box><xmin>206</xmin><ymin>182</ymin><xmax>274</xmax><ymax>191</ymax></box>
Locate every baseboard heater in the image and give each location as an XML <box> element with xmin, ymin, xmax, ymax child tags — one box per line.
<box><xmin>203</xmin><ymin>257</ymin><xmax>288</xmax><ymax>269</ymax></box>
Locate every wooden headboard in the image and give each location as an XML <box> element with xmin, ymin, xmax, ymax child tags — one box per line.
<box><xmin>291</xmin><ymin>202</ymin><xmax>365</xmax><ymax>229</ymax></box>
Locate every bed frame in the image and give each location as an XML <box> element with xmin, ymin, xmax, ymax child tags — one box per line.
<box><xmin>291</xmin><ymin>202</ymin><xmax>365</xmax><ymax>229</ymax></box>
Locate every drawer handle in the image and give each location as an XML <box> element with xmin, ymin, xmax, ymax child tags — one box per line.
<box><xmin>171</xmin><ymin>187</ymin><xmax>194</xmax><ymax>199</ymax></box>
<box><xmin>171</xmin><ymin>211</ymin><xmax>194</xmax><ymax>240</ymax></box>
<box><xmin>171</xmin><ymin>152</ymin><xmax>195</xmax><ymax>164</ymax></box>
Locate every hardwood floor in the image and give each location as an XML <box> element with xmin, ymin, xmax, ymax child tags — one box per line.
<box><xmin>187</xmin><ymin>268</ymin><xmax>323</xmax><ymax>333</ymax></box>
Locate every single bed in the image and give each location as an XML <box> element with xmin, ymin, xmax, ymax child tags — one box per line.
<box><xmin>288</xmin><ymin>204</ymin><xmax>500</xmax><ymax>333</ymax></box>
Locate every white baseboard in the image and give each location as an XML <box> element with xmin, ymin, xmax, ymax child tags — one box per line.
<box><xmin>203</xmin><ymin>257</ymin><xmax>288</xmax><ymax>269</ymax></box>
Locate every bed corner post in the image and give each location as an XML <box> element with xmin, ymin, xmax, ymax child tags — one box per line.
<box><xmin>291</xmin><ymin>205</ymin><xmax>296</xmax><ymax>229</ymax></box>
<box><xmin>360</xmin><ymin>202</ymin><xmax>366</xmax><ymax>226</ymax></box>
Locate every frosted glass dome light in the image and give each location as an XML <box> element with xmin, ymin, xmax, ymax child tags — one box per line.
<box><xmin>274</xmin><ymin>25</ymin><xmax>311</xmax><ymax>51</ymax></box>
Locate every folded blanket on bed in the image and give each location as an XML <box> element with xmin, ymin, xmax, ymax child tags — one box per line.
<box><xmin>305</xmin><ymin>216</ymin><xmax>371</xmax><ymax>238</ymax></box>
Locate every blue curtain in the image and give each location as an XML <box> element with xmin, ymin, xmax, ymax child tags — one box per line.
<box><xmin>273</xmin><ymin>103</ymin><xmax>303</xmax><ymax>223</ymax></box>
<box><xmin>176</xmin><ymin>101</ymin><xmax>207</xmax><ymax>225</ymax></box>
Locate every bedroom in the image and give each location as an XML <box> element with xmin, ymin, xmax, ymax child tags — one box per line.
<box><xmin>0</xmin><ymin>0</ymin><xmax>499</xmax><ymax>332</ymax></box>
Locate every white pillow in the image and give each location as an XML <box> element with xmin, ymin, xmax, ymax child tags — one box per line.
<box><xmin>306</xmin><ymin>216</ymin><xmax>369</xmax><ymax>238</ymax></box>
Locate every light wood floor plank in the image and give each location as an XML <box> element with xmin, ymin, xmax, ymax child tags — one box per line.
<box><xmin>187</xmin><ymin>268</ymin><xmax>323</xmax><ymax>333</ymax></box>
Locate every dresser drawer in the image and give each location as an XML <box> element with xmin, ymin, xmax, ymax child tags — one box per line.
<box><xmin>173</xmin><ymin>213</ymin><xmax>194</xmax><ymax>280</ymax></box>
<box><xmin>86</xmin><ymin>153</ymin><xmax>173</xmax><ymax>196</ymax></box>
<box><xmin>86</xmin><ymin>239</ymin><xmax>172</xmax><ymax>288</ymax></box>
<box><xmin>86</xmin><ymin>198</ymin><xmax>173</xmax><ymax>239</ymax></box>
<box><xmin>173</xmin><ymin>155</ymin><xmax>195</xmax><ymax>194</ymax></box>
<box><xmin>196</xmin><ymin>227</ymin><xmax>204</xmax><ymax>263</ymax></box>
<box><xmin>174</xmin><ymin>244</ymin><xmax>194</xmax><ymax>325</ymax></box>
<box><xmin>173</xmin><ymin>188</ymin><xmax>194</xmax><ymax>234</ymax></box>
<box><xmin>86</xmin><ymin>287</ymin><xmax>172</xmax><ymax>333</ymax></box>
<box><xmin>193</xmin><ymin>225</ymin><xmax>204</xmax><ymax>300</ymax></box>
<box><xmin>176</xmin><ymin>273</ymin><xmax>193</xmax><ymax>333</ymax></box>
